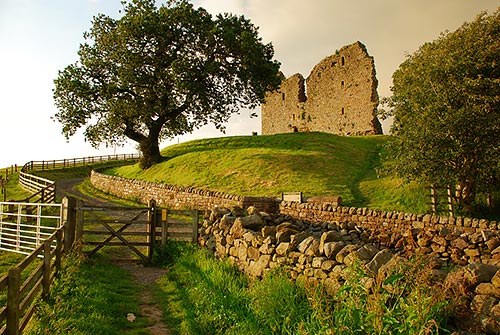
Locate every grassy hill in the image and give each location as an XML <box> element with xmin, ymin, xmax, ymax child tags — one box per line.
<box><xmin>107</xmin><ymin>132</ymin><xmax>429</xmax><ymax>213</ymax></box>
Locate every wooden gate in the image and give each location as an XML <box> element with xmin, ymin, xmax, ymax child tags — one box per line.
<box><xmin>76</xmin><ymin>200</ymin><xmax>199</xmax><ymax>264</ymax></box>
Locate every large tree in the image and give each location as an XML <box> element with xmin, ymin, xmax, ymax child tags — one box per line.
<box><xmin>384</xmin><ymin>9</ymin><xmax>500</xmax><ymax>212</ymax></box>
<box><xmin>53</xmin><ymin>0</ymin><xmax>281</xmax><ymax>168</ymax></box>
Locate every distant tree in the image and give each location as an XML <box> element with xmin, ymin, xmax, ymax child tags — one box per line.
<box><xmin>53</xmin><ymin>0</ymin><xmax>281</xmax><ymax>168</ymax></box>
<box><xmin>383</xmin><ymin>9</ymin><xmax>500</xmax><ymax>212</ymax></box>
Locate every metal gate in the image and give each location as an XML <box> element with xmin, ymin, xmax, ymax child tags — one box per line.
<box><xmin>77</xmin><ymin>200</ymin><xmax>199</xmax><ymax>264</ymax></box>
<box><xmin>0</xmin><ymin>202</ymin><xmax>62</xmax><ymax>255</ymax></box>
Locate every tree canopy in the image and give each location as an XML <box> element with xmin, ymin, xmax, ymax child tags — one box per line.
<box><xmin>384</xmin><ymin>9</ymin><xmax>500</xmax><ymax>212</ymax></box>
<box><xmin>53</xmin><ymin>0</ymin><xmax>281</xmax><ymax>168</ymax></box>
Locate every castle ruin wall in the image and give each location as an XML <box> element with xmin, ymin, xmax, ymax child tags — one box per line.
<box><xmin>262</xmin><ymin>41</ymin><xmax>382</xmax><ymax>136</ymax></box>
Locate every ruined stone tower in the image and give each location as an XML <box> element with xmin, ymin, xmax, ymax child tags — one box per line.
<box><xmin>262</xmin><ymin>41</ymin><xmax>382</xmax><ymax>136</ymax></box>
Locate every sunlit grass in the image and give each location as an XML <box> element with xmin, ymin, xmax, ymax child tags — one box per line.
<box><xmin>1</xmin><ymin>172</ymin><xmax>32</xmax><ymax>201</ymax></box>
<box><xmin>109</xmin><ymin>133</ymin><xmax>394</xmax><ymax>204</ymax></box>
<box><xmin>27</xmin><ymin>252</ymin><xmax>150</xmax><ymax>335</ymax></box>
<box><xmin>106</xmin><ymin>133</ymin><xmax>430</xmax><ymax>213</ymax></box>
<box><xmin>153</xmin><ymin>241</ymin><xmax>454</xmax><ymax>335</ymax></box>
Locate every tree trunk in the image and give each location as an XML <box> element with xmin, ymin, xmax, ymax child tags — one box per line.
<box><xmin>456</xmin><ymin>182</ymin><xmax>476</xmax><ymax>214</ymax></box>
<box><xmin>139</xmin><ymin>136</ymin><xmax>162</xmax><ymax>169</ymax></box>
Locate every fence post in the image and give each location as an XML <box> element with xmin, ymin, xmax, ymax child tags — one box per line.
<box><xmin>192</xmin><ymin>210</ymin><xmax>199</xmax><ymax>242</ymax></box>
<box><xmin>75</xmin><ymin>199</ymin><xmax>84</xmax><ymax>243</ymax></box>
<box><xmin>147</xmin><ymin>200</ymin><xmax>156</xmax><ymax>263</ymax></box>
<box><xmin>7</xmin><ymin>267</ymin><xmax>20</xmax><ymax>335</ymax></box>
<box><xmin>56</xmin><ymin>229</ymin><xmax>63</xmax><ymax>274</ymax></box>
<box><xmin>42</xmin><ymin>239</ymin><xmax>51</xmax><ymax>300</ymax></box>
<box><xmin>161</xmin><ymin>209</ymin><xmax>168</xmax><ymax>248</ymax></box>
<box><xmin>446</xmin><ymin>185</ymin><xmax>454</xmax><ymax>217</ymax></box>
<box><xmin>430</xmin><ymin>184</ymin><xmax>437</xmax><ymax>215</ymax></box>
<box><xmin>62</xmin><ymin>197</ymin><xmax>76</xmax><ymax>252</ymax></box>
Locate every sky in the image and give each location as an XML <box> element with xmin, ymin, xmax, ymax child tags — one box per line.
<box><xmin>0</xmin><ymin>0</ymin><xmax>499</xmax><ymax>167</ymax></box>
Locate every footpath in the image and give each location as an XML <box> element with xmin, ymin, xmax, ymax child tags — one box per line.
<box><xmin>56</xmin><ymin>178</ymin><xmax>171</xmax><ymax>335</ymax></box>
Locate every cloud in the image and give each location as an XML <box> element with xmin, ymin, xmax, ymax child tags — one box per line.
<box><xmin>1</xmin><ymin>0</ymin><xmax>499</xmax><ymax>166</ymax></box>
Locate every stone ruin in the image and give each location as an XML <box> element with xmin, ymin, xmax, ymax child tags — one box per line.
<box><xmin>262</xmin><ymin>41</ymin><xmax>382</xmax><ymax>136</ymax></box>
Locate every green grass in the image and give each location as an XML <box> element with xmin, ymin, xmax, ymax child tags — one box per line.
<box><xmin>0</xmin><ymin>252</ymin><xmax>26</xmax><ymax>276</ymax></box>
<box><xmin>359</xmin><ymin>177</ymin><xmax>430</xmax><ymax>214</ymax></box>
<box><xmin>108</xmin><ymin>133</ymin><xmax>429</xmax><ymax>212</ymax></box>
<box><xmin>153</xmin><ymin>241</ymin><xmax>454</xmax><ymax>335</ymax></box>
<box><xmin>33</xmin><ymin>160</ymin><xmax>139</xmax><ymax>181</ymax></box>
<box><xmin>27</xmin><ymin>252</ymin><xmax>150</xmax><ymax>335</ymax></box>
<box><xmin>1</xmin><ymin>171</ymin><xmax>32</xmax><ymax>201</ymax></box>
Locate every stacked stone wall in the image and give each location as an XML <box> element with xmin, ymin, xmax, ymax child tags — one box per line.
<box><xmin>280</xmin><ymin>201</ymin><xmax>500</xmax><ymax>267</ymax></box>
<box><xmin>89</xmin><ymin>170</ymin><xmax>278</xmax><ymax>213</ymax></box>
<box><xmin>199</xmin><ymin>207</ymin><xmax>500</xmax><ymax>333</ymax></box>
<box><xmin>90</xmin><ymin>171</ymin><xmax>500</xmax><ymax>332</ymax></box>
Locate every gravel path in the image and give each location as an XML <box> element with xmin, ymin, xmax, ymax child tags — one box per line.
<box><xmin>57</xmin><ymin>178</ymin><xmax>171</xmax><ymax>335</ymax></box>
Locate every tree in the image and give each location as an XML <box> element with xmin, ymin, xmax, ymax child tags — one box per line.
<box><xmin>53</xmin><ymin>0</ymin><xmax>281</xmax><ymax>168</ymax></box>
<box><xmin>383</xmin><ymin>9</ymin><xmax>500</xmax><ymax>212</ymax></box>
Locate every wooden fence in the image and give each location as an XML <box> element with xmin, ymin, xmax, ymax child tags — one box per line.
<box><xmin>1</xmin><ymin>167</ymin><xmax>19</xmax><ymax>203</ymax></box>
<box><xmin>17</xmin><ymin>174</ymin><xmax>55</xmax><ymax>204</ymax></box>
<box><xmin>21</xmin><ymin>154</ymin><xmax>141</xmax><ymax>172</ymax></box>
<box><xmin>76</xmin><ymin>200</ymin><xmax>199</xmax><ymax>264</ymax></box>
<box><xmin>15</xmin><ymin>153</ymin><xmax>141</xmax><ymax>205</ymax></box>
<box><xmin>157</xmin><ymin>209</ymin><xmax>199</xmax><ymax>244</ymax></box>
<box><xmin>430</xmin><ymin>184</ymin><xmax>455</xmax><ymax>217</ymax></box>
<box><xmin>0</xmin><ymin>197</ymin><xmax>75</xmax><ymax>335</ymax></box>
<box><xmin>0</xmin><ymin>228</ymin><xmax>65</xmax><ymax>335</ymax></box>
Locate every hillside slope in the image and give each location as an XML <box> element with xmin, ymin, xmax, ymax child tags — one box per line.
<box><xmin>106</xmin><ymin>132</ymin><xmax>427</xmax><ymax>211</ymax></box>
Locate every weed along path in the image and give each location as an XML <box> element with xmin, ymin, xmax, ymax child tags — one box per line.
<box><xmin>57</xmin><ymin>177</ymin><xmax>172</xmax><ymax>335</ymax></box>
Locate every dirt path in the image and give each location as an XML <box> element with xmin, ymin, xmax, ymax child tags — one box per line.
<box><xmin>57</xmin><ymin>178</ymin><xmax>171</xmax><ymax>335</ymax></box>
<box><xmin>120</xmin><ymin>262</ymin><xmax>171</xmax><ymax>335</ymax></box>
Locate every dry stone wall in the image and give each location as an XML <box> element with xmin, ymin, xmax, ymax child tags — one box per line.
<box><xmin>89</xmin><ymin>170</ymin><xmax>277</xmax><ymax>213</ymax></box>
<box><xmin>90</xmin><ymin>170</ymin><xmax>500</xmax><ymax>332</ymax></box>
<box><xmin>280</xmin><ymin>201</ymin><xmax>500</xmax><ymax>267</ymax></box>
<box><xmin>199</xmin><ymin>206</ymin><xmax>500</xmax><ymax>334</ymax></box>
<box><xmin>262</xmin><ymin>41</ymin><xmax>382</xmax><ymax>136</ymax></box>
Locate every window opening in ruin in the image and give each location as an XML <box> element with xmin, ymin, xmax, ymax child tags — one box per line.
<box><xmin>292</xmin><ymin>126</ymin><xmax>298</xmax><ymax>132</ymax></box>
<box><xmin>341</xmin><ymin>107</ymin><xmax>345</xmax><ymax>115</ymax></box>
<box><xmin>282</xmin><ymin>92</ymin><xmax>285</xmax><ymax>100</ymax></box>
<box><xmin>292</xmin><ymin>114</ymin><xmax>295</xmax><ymax>121</ymax></box>
<box><xmin>341</xmin><ymin>80</ymin><xmax>345</xmax><ymax>89</ymax></box>
<box><xmin>341</xmin><ymin>56</ymin><xmax>345</xmax><ymax>66</ymax></box>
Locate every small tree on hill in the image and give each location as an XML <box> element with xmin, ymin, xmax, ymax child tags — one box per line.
<box><xmin>384</xmin><ymin>9</ymin><xmax>500</xmax><ymax>213</ymax></box>
<box><xmin>53</xmin><ymin>0</ymin><xmax>281</xmax><ymax>168</ymax></box>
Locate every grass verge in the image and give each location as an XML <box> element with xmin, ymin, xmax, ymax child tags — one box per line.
<box><xmin>27</xmin><ymin>251</ymin><xmax>150</xmax><ymax>335</ymax></box>
<box><xmin>1</xmin><ymin>171</ymin><xmax>32</xmax><ymax>201</ymax></box>
<box><xmin>154</xmin><ymin>241</ymin><xmax>455</xmax><ymax>335</ymax></box>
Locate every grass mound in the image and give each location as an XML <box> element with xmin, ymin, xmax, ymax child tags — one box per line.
<box><xmin>107</xmin><ymin>132</ymin><xmax>428</xmax><ymax>213</ymax></box>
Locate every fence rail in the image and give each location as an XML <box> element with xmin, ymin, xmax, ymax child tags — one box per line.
<box><xmin>0</xmin><ymin>228</ymin><xmax>65</xmax><ymax>335</ymax></box>
<box><xmin>16</xmin><ymin>153</ymin><xmax>140</xmax><ymax>205</ymax></box>
<box><xmin>0</xmin><ymin>198</ymin><xmax>75</xmax><ymax>335</ymax></box>
<box><xmin>18</xmin><ymin>173</ymin><xmax>55</xmax><ymax>204</ymax></box>
<box><xmin>21</xmin><ymin>154</ymin><xmax>141</xmax><ymax>172</ymax></box>
<box><xmin>0</xmin><ymin>202</ymin><xmax>62</xmax><ymax>255</ymax></box>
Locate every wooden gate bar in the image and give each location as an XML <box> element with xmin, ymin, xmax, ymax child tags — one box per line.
<box><xmin>147</xmin><ymin>200</ymin><xmax>156</xmax><ymax>262</ymax></box>
<box><xmin>92</xmin><ymin>214</ymin><xmax>148</xmax><ymax>264</ymax></box>
<box><xmin>78</xmin><ymin>203</ymin><xmax>199</xmax><ymax>264</ymax></box>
